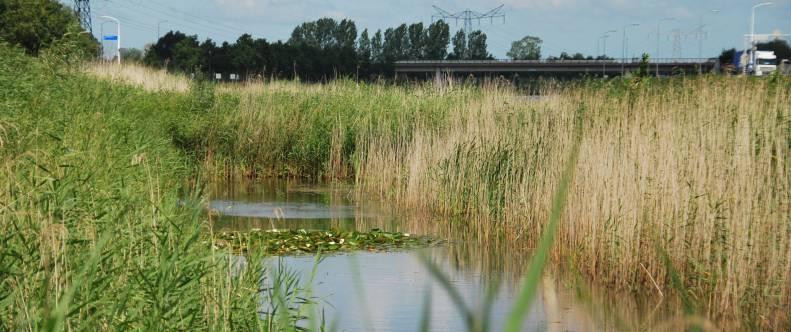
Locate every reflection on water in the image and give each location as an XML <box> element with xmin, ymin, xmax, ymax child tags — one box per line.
<box><xmin>270</xmin><ymin>249</ymin><xmax>542</xmax><ymax>331</ymax></box>
<box><xmin>208</xmin><ymin>180</ymin><xmax>400</xmax><ymax>232</ymax></box>
<box><xmin>209</xmin><ymin>180</ymin><xmax>666</xmax><ymax>331</ymax></box>
<box><xmin>210</xmin><ymin>200</ymin><xmax>358</xmax><ymax>219</ymax></box>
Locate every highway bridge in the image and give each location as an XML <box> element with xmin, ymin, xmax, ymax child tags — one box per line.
<box><xmin>395</xmin><ymin>58</ymin><xmax>719</xmax><ymax>77</ymax></box>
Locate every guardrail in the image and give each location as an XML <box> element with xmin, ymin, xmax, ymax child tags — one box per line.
<box><xmin>396</xmin><ymin>58</ymin><xmax>716</xmax><ymax>65</ymax></box>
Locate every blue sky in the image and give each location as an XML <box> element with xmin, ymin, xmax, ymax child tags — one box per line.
<box><xmin>64</xmin><ymin>0</ymin><xmax>790</xmax><ymax>59</ymax></box>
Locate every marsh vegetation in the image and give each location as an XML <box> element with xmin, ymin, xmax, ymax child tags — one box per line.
<box><xmin>2</xmin><ymin>41</ymin><xmax>790</xmax><ymax>330</ymax></box>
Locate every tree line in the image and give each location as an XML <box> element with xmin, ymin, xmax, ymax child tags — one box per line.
<box><xmin>0</xmin><ymin>0</ymin><xmax>98</xmax><ymax>56</ymax></box>
<box><xmin>142</xmin><ymin>18</ymin><xmax>498</xmax><ymax>81</ymax></box>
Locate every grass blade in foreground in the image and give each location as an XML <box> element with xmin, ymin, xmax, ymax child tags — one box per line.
<box><xmin>419</xmin><ymin>253</ymin><xmax>475</xmax><ymax>330</ymax></box>
<box><xmin>504</xmin><ymin>106</ymin><xmax>586</xmax><ymax>332</ymax></box>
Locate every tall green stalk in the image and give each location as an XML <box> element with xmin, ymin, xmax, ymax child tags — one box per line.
<box><xmin>504</xmin><ymin>105</ymin><xmax>586</xmax><ymax>332</ymax></box>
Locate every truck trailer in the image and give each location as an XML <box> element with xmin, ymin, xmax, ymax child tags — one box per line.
<box><xmin>734</xmin><ymin>49</ymin><xmax>777</xmax><ymax>76</ymax></box>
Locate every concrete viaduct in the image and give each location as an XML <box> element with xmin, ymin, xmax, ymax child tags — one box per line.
<box><xmin>394</xmin><ymin>59</ymin><xmax>719</xmax><ymax>77</ymax></box>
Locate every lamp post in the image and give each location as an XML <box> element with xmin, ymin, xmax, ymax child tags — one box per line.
<box><xmin>596</xmin><ymin>30</ymin><xmax>617</xmax><ymax>77</ymax></box>
<box><xmin>622</xmin><ymin>23</ymin><xmax>640</xmax><ymax>61</ymax></box>
<box><xmin>656</xmin><ymin>17</ymin><xmax>675</xmax><ymax>59</ymax></box>
<box><xmin>750</xmin><ymin>2</ymin><xmax>772</xmax><ymax>70</ymax></box>
<box><xmin>622</xmin><ymin>23</ymin><xmax>639</xmax><ymax>75</ymax></box>
<box><xmin>601</xmin><ymin>30</ymin><xmax>616</xmax><ymax>57</ymax></box>
<box><xmin>157</xmin><ymin>20</ymin><xmax>168</xmax><ymax>40</ymax></box>
<box><xmin>697</xmin><ymin>9</ymin><xmax>720</xmax><ymax>58</ymax></box>
<box><xmin>655</xmin><ymin>18</ymin><xmax>674</xmax><ymax>76</ymax></box>
<box><xmin>100</xmin><ymin>16</ymin><xmax>121</xmax><ymax>64</ymax></box>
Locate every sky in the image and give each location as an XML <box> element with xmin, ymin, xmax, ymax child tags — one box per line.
<box><xmin>63</xmin><ymin>0</ymin><xmax>791</xmax><ymax>59</ymax></box>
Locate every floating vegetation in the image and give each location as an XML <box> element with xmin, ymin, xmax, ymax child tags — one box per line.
<box><xmin>212</xmin><ymin>229</ymin><xmax>442</xmax><ymax>255</ymax></box>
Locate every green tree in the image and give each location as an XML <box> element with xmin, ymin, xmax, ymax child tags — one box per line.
<box><xmin>757</xmin><ymin>39</ymin><xmax>791</xmax><ymax>62</ymax></box>
<box><xmin>199</xmin><ymin>38</ymin><xmax>218</xmax><ymax>74</ymax></box>
<box><xmin>315</xmin><ymin>17</ymin><xmax>338</xmax><ymax>48</ymax></box>
<box><xmin>145</xmin><ymin>31</ymin><xmax>183</xmax><ymax>67</ymax></box>
<box><xmin>507</xmin><ymin>35</ymin><xmax>542</xmax><ymax>60</ymax></box>
<box><xmin>357</xmin><ymin>28</ymin><xmax>371</xmax><ymax>63</ymax></box>
<box><xmin>231</xmin><ymin>34</ymin><xmax>256</xmax><ymax>78</ymax></box>
<box><xmin>371</xmin><ymin>29</ymin><xmax>383</xmax><ymax>63</ymax></box>
<box><xmin>467</xmin><ymin>30</ymin><xmax>491</xmax><ymax>60</ymax></box>
<box><xmin>448</xmin><ymin>30</ymin><xmax>467</xmax><ymax>60</ymax></box>
<box><xmin>335</xmin><ymin>19</ymin><xmax>357</xmax><ymax>49</ymax></box>
<box><xmin>382</xmin><ymin>25</ymin><xmax>408</xmax><ymax>62</ymax></box>
<box><xmin>407</xmin><ymin>23</ymin><xmax>424</xmax><ymax>59</ymax></box>
<box><xmin>252</xmin><ymin>37</ymin><xmax>270</xmax><ymax>77</ymax></box>
<box><xmin>424</xmin><ymin>20</ymin><xmax>450</xmax><ymax>60</ymax></box>
<box><xmin>120</xmin><ymin>48</ymin><xmax>143</xmax><ymax>62</ymax></box>
<box><xmin>718</xmin><ymin>48</ymin><xmax>736</xmax><ymax>65</ymax></box>
<box><xmin>170</xmin><ymin>35</ymin><xmax>201</xmax><ymax>73</ymax></box>
<box><xmin>0</xmin><ymin>0</ymin><xmax>97</xmax><ymax>56</ymax></box>
<box><xmin>289</xmin><ymin>18</ymin><xmax>340</xmax><ymax>48</ymax></box>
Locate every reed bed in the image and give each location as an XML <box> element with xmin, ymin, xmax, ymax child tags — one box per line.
<box><xmin>359</xmin><ymin>78</ymin><xmax>791</xmax><ymax>329</ymax></box>
<box><xmin>68</xmin><ymin>59</ymin><xmax>791</xmax><ymax>329</ymax></box>
<box><xmin>196</xmin><ymin>73</ymin><xmax>790</xmax><ymax>329</ymax></box>
<box><xmin>86</xmin><ymin>62</ymin><xmax>191</xmax><ymax>93</ymax></box>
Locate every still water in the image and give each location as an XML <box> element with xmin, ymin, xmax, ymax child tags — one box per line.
<box><xmin>209</xmin><ymin>180</ymin><xmax>628</xmax><ymax>331</ymax></box>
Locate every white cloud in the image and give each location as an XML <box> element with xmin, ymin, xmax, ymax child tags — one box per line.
<box><xmin>215</xmin><ymin>0</ymin><xmax>259</xmax><ymax>9</ymax></box>
<box><xmin>450</xmin><ymin>0</ymin><xmax>588</xmax><ymax>10</ymax></box>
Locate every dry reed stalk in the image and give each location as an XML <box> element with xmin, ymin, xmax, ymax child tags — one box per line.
<box><xmin>352</xmin><ymin>77</ymin><xmax>789</xmax><ymax>328</ymax></box>
<box><xmin>85</xmin><ymin>62</ymin><xmax>190</xmax><ymax>93</ymax></box>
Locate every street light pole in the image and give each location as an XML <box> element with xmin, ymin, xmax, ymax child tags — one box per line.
<box><xmin>601</xmin><ymin>30</ymin><xmax>616</xmax><ymax>57</ymax></box>
<box><xmin>697</xmin><ymin>10</ymin><xmax>720</xmax><ymax>58</ymax></box>
<box><xmin>656</xmin><ymin>17</ymin><xmax>675</xmax><ymax>59</ymax></box>
<box><xmin>596</xmin><ymin>36</ymin><xmax>605</xmax><ymax>56</ymax></box>
<box><xmin>601</xmin><ymin>31</ymin><xmax>615</xmax><ymax>77</ymax></box>
<box><xmin>622</xmin><ymin>23</ymin><xmax>639</xmax><ymax>75</ymax></box>
<box><xmin>655</xmin><ymin>18</ymin><xmax>674</xmax><ymax>77</ymax></box>
<box><xmin>750</xmin><ymin>2</ymin><xmax>772</xmax><ymax>70</ymax></box>
<box><xmin>157</xmin><ymin>20</ymin><xmax>168</xmax><ymax>40</ymax></box>
<box><xmin>100</xmin><ymin>16</ymin><xmax>121</xmax><ymax>64</ymax></box>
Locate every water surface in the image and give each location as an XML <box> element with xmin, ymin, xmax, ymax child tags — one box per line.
<box><xmin>209</xmin><ymin>180</ymin><xmax>650</xmax><ymax>331</ymax></box>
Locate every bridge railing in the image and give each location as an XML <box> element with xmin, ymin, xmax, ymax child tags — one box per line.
<box><xmin>396</xmin><ymin>58</ymin><xmax>716</xmax><ymax>65</ymax></box>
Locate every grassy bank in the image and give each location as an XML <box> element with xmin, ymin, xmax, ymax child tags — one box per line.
<box><xmin>163</xmin><ymin>67</ymin><xmax>790</xmax><ymax>329</ymax></box>
<box><xmin>0</xmin><ymin>45</ymin><xmax>319</xmax><ymax>330</ymax></box>
<box><xmin>13</xmin><ymin>50</ymin><xmax>788</xmax><ymax>329</ymax></box>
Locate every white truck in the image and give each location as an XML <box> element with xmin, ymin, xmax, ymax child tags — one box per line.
<box><xmin>735</xmin><ymin>50</ymin><xmax>777</xmax><ymax>76</ymax></box>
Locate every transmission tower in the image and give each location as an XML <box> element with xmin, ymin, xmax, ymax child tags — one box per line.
<box><xmin>691</xmin><ymin>25</ymin><xmax>708</xmax><ymax>58</ymax></box>
<box><xmin>432</xmin><ymin>5</ymin><xmax>505</xmax><ymax>35</ymax></box>
<box><xmin>74</xmin><ymin>0</ymin><xmax>92</xmax><ymax>33</ymax></box>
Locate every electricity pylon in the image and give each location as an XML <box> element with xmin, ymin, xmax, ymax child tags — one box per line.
<box><xmin>432</xmin><ymin>5</ymin><xmax>505</xmax><ymax>35</ymax></box>
<box><xmin>74</xmin><ymin>0</ymin><xmax>92</xmax><ymax>33</ymax></box>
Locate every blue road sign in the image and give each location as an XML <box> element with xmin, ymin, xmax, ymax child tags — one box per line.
<box><xmin>103</xmin><ymin>35</ymin><xmax>118</xmax><ymax>41</ymax></box>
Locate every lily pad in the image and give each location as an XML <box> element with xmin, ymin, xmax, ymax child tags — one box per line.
<box><xmin>212</xmin><ymin>228</ymin><xmax>441</xmax><ymax>255</ymax></box>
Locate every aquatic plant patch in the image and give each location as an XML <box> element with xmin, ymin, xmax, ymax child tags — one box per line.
<box><xmin>212</xmin><ymin>229</ymin><xmax>441</xmax><ymax>254</ymax></box>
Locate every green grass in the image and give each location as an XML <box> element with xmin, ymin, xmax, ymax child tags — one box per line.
<box><xmin>186</xmin><ymin>71</ymin><xmax>790</xmax><ymax>330</ymax></box>
<box><xmin>4</xmin><ymin>40</ymin><xmax>791</xmax><ymax>331</ymax></box>
<box><xmin>0</xmin><ymin>43</ymin><xmax>450</xmax><ymax>331</ymax></box>
<box><xmin>0</xmin><ymin>43</ymin><xmax>310</xmax><ymax>330</ymax></box>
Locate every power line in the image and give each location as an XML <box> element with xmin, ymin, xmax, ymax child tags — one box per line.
<box><xmin>97</xmin><ymin>0</ymin><xmax>241</xmax><ymax>41</ymax></box>
<box><xmin>105</xmin><ymin>0</ymin><xmax>251</xmax><ymax>37</ymax></box>
<box><xmin>144</xmin><ymin>0</ymin><xmax>253</xmax><ymax>36</ymax></box>
<box><xmin>432</xmin><ymin>4</ymin><xmax>506</xmax><ymax>35</ymax></box>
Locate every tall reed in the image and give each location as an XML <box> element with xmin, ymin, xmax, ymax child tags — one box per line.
<box><xmin>187</xmin><ymin>72</ymin><xmax>790</xmax><ymax>329</ymax></box>
<box><xmin>357</xmin><ymin>77</ymin><xmax>791</xmax><ymax>329</ymax></box>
